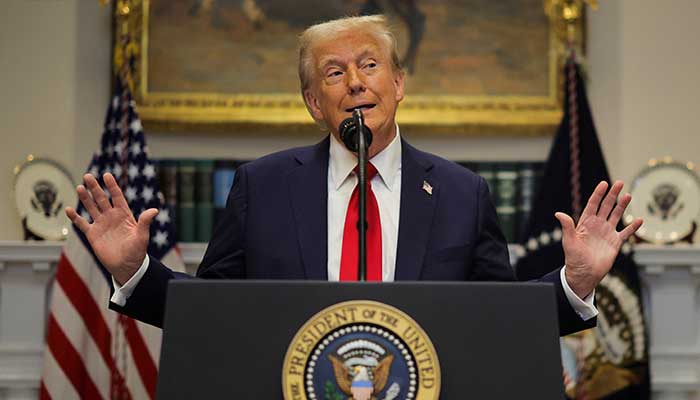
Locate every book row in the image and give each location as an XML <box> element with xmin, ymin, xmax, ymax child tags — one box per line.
<box><xmin>155</xmin><ymin>159</ymin><xmax>545</xmax><ymax>244</ymax></box>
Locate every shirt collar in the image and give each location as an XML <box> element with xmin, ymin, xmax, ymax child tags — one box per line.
<box><xmin>329</xmin><ymin>125</ymin><xmax>402</xmax><ymax>191</ymax></box>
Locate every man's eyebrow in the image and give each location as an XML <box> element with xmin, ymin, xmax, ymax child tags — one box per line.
<box><xmin>355</xmin><ymin>49</ymin><xmax>377</xmax><ymax>62</ymax></box>
<box><xmin>318</xmin><ymin>56</ymin><xmax>342</xmax><ymax>70</ymax></box>
<box><xmin>317</xmin><ymin>47</ymin><xmax>379</xmax><ymax>71</ymax></box>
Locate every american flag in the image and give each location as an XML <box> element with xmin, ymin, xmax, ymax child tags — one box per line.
<box><xmin>40</xmin><ymin>77</ymin><xmax>185</xmax><ymax>399</ymax></box>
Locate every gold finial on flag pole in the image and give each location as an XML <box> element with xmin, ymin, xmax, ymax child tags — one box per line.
<box><xmin>544</xmin><ymin>0</ymin><xmax>598</xmax><ymax>61</ymax></box>
<box><xmin>111</xmin><ymin>0</ymin><xmax>139</xmax><ymax>91</ymax></box>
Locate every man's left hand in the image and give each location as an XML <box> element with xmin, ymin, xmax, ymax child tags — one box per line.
<box><xmin>555</xmin><ymin>180</ymin><xmax>643</xmax><ymax>299</ymax></box>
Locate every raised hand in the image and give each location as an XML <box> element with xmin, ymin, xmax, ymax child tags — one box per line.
<box><xmin>65</xmin><ymin>173</ymin><xmax>158</xmax><ymax>285</ymax></box>
<box><xmin>555</xmin><ymin>181</ymin><xmax>643</xmax><ymax>299</ymax></box>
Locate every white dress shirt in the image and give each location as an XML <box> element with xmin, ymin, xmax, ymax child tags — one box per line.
<box><xmin>327</xmin><ymin>128</ymin><xmax>402</xmax><ymax>282</ymax></box>
<box><xmin>112</xmin><ymin>128</ymin><xmax>598</xmax><ymax>321</ymax></box>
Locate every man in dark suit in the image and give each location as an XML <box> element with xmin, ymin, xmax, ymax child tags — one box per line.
<box><xmin>66</xmin><ymin>16</ymin><xmax>642</xmax><ymax>333</ymax></box>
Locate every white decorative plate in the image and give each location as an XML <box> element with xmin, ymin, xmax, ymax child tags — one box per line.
<box><xmin>624</xmin><ymin>159</ymin><xmax>700</xmax><ymax>244</ymax></box>
<box><xmin>14</xmin><ymin>157</ymin><xmax>77</xmax><ymax>240</ymax></box>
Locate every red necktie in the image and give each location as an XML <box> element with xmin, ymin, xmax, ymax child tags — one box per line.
<box><xmin>339</xmin><ymin>163</ymin><xmax>382</xmax><ymax>281</ymax></box>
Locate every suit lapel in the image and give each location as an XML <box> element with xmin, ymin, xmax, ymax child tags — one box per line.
<box><xmin>288</xmin><ymin>137</ymin><xmax>330</xmax><ymax>280</ymax></box>
<box><xmin>395</xmin><ymin>140</ymin><xmax>436</xmax><ymax>281</ymax></box>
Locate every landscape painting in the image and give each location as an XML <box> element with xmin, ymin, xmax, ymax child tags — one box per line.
<box><xmin>127</xmin><ymin>0</ymin><xmax>569</xmax><ymax>134</ymax></box>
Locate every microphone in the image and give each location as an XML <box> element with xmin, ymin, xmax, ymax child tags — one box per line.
<box><xmin>338</xmin><ymin>108</ymin><xmax>373</xmax><ymax>281</ymax></box>
<box><xmin>338</xmin><ymin>109</ymin><xmax>373</xmax><ymax>152</ymax></box>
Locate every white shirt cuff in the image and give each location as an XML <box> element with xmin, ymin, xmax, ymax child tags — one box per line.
<box><xmin>560</xmin><ymin>266</ymin><xmax>598</xmax><ymax>321</ymax></box>
<box><xmin>110</xmin><ymin>255</ymin><xmax>150</xmax><ymax>307</ymax></box>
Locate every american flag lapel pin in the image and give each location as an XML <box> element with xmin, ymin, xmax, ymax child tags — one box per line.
<box><xmin>422</xmin><ymin>180</ymin><xmax>433</xmax><ymax>195</ymax></box>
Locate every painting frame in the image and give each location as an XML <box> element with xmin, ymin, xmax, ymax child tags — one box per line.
<box><xmin>121</xmin><ymin>0</ymin><xmax>583</xmax><ymax>135</ymax></box>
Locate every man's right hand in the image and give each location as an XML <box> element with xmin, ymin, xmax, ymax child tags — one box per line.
<box><xmin>65</xmin><ymin>173</ymin><xmax>158</xmax><ymax>285</ymax></box>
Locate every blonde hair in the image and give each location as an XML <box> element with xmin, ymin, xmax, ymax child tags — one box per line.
<box><xmin>298</xmin><ymin>15</ymin><xmax>402</xmax><ymax>93</ymax></box>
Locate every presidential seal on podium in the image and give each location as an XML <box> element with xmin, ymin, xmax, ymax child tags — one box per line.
<box><xmin>282</xmin><ymin>300</ymin><xmax>441</xmax><ymax>400</ymax></box>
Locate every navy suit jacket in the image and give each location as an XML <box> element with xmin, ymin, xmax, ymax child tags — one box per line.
<box><xmin>112</xmin><ymin>137</ymin><xmax>595</xmax><ymax>335</ymax></box>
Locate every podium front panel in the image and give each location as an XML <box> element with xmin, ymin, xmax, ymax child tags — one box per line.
<box><xmin>157</xmin><ymin>281</ymin><xmax>564</xmax><ymax>399</ymax></box>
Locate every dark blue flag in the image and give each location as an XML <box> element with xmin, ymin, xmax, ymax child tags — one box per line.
<box><xmin>515</xmin><ymin>60</ymin><xmax>650</xmax><ymax>399</ymax></box>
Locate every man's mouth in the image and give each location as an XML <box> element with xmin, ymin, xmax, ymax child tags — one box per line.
<box><xmin>345</xmin><ymin>104</ymin><xmax>376</xmax><ymax>113</ymax></box>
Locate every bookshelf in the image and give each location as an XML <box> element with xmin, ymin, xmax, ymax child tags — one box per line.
<box><xmin>154</xmin><ymin>158</ymin><xmax>546</xmax><ymax>245</ymax></box>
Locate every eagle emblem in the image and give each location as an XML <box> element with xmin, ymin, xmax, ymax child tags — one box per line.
<box><xmin>282</xmin><ymin>301</ymin><xmax>441</xmax><ymax>400</ymax></box>
<box><xmin>329</xmin><ymin>353</ymin><xmax>394</xmax><ymax>400</ymax></box>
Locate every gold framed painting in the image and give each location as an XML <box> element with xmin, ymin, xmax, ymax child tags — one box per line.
<box><xmin>120</xmin><ymin>0</ymin><xmax>582</xmax><ymax>135</ymax></box>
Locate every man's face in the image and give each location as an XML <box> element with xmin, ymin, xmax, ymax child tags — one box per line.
<box><xmin>303</xmin><ymin>31</ymin><xmax>405</xmax><ymax>156</ymax></box>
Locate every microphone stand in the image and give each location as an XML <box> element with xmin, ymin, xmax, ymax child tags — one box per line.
<box><xmin>353</xmin><ymin>109</ymin><xmax>368</xmax><ymax>282</ymax></box>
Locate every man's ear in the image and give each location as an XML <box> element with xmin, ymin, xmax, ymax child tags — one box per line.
<box><xmin>303</xmin><ymin>89</ymin><xmax>324</xmax><ymax>121</ymax></box>
<box><xmin>394</xmin><ymin>70</ymin><xmax>405</xmax><ymax>102</ymax></box>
